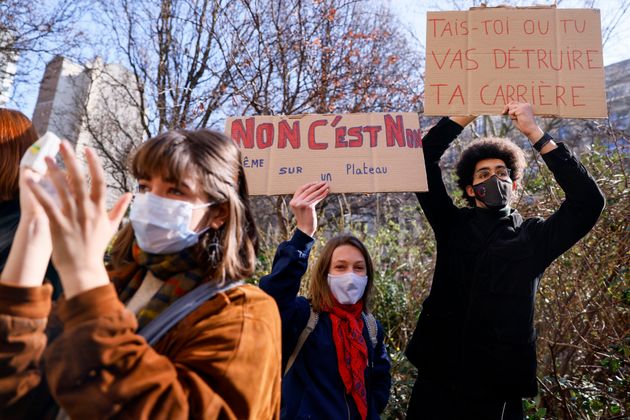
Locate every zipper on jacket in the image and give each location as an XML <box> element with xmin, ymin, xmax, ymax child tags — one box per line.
<box><xmin>344</xmin><ymin>392</ymin><xmax>350</xmax><ymax>420</ymax></box>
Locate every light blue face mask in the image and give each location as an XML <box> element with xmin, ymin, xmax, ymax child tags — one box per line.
<box><xmin>129</xmin><ymin>193</ymin><xmax>214</xmax><ymax>255</ymax></box>
<box><xmin>327</xmin><ymin>272</ymin><xmax>368</xmax><ymax>304</ymax></box>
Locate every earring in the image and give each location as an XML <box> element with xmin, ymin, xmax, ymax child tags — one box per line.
<box><xmin>206</xmin><ymin>228</ymin><xmax>223</xmax><ymax>267</ymax></box>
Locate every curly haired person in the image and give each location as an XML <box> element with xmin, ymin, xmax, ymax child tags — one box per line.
<box><xmin>406</xmin><ymin>102</ymin><xmax>605</xmax><ymax>420</ymax></box>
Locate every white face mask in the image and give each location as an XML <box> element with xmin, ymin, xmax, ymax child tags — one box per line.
<box><xmin>327</xmin><ymin>272</ymin><xmax>368</xmax><ymax>305</ymax></box>
<box><xmin>129</xmin><ymin>193</ymin><xmax>213</xmax><ymax>255</ymax></box>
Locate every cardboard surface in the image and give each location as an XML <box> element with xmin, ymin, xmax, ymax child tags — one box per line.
<box><xmin>225</xmin><ymin>113</ymin><xmax>426</xmax><ymax>195</ymax></box>
<box><xmin>425</xmin><ymin>7</ymin><xmax>607</xmax><ymax>118</ymax></box>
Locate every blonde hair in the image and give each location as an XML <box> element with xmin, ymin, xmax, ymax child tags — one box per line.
<box><xmin>109</xmin><ymin>129</ymin><xmax>258</xmax><ymax>282</ymax></box>
<box><xmin>309</xmin><ymin>234</ymin><xmax>375</xmax><ymax>312</ymax></box>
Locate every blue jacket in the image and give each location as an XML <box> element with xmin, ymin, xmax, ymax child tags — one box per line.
<box><xmin>260</xmin><ymin>229</ymin><xmax>391</xmax><ymax>419</ymax></box>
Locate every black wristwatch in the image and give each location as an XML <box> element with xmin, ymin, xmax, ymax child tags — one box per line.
<box><xmin>533</xmin><ymin>132</ymin><xmax>553</xmax><ymax>152</ymax></box>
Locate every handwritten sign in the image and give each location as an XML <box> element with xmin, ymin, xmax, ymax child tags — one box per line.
<box><xmin>225</xmin><ymin>113</ymin><xmax>426</xmax><ymax>195</ymax></box>
<box><xmin>424</xmin><ymin>7</ymin><xmax>607</xmax><ymax>118</ymax></box>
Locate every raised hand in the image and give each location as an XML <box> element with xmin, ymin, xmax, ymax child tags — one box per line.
<box><xmin>26</xmin><ymin>142</ymin><xmax>132</xmax><ymax>299</ymax></box>
<box><xmin>502</xmin><ymin>102</ymin><xmax>544</xmax><ymax>142</ymax></box>
<box><xmin>289</xmin><ymin>181</ymin><xmax>329</xmax><ymax>237</ymax></box>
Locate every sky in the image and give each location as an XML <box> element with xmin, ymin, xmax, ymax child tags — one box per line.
<box><xmin>388</xmin><ymin>0</ymin><xmax>630</xmax><ymax>66</ymax></box>
<box><xmin>7</xmin><ymin>0</ymin><xmax>630</xmax><ymax>117</ymax></box>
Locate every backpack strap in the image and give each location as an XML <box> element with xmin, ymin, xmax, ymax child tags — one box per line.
<box><xmin>138</xmin><ymin>280</ymin><xmax>244</xmax><ymax>347</ymax></box>
<box><xmin>283</xmin><ymin>308</ymin><xmax>380</xmax><ymax>377</ymax></box>
<box><xmin>362</xmin><ymin>312</ymin><xmax>378</xmax><ymax>349</ymax></box>
<box><xmin>284</xmin><ymin>306</ymin><xmax>319</xmax><ymax>376</ymax></box>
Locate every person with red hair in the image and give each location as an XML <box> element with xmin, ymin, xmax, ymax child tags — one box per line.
<box><xmin>0</xmin><ymin>108</ymin><xmax>61</xmax><ymax>298</ymax></box>
<box><xmin>0</xmin><ymin>108</ymin><xmax>39</xmax><ymax>201</ymax></box>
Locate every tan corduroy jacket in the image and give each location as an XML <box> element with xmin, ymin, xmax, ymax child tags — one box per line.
<box><xmin>0</xmin><ymin>282</ymin><xmax>281</xmax><ymax>419</ymax></box>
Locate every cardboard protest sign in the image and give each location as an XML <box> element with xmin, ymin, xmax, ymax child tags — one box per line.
<box><xmin>225</xmin><ymin>113</ymin><xmax>425</xmax><ymax>195</ymax></box>
<box><xmin>425</xmin><ymin>7</ymin><xmax>607</xmax><ymax>118</ymax></box>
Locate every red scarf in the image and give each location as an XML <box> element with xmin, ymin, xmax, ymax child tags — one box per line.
<box><xmin>326</xmin><ymin>296</ymin><xmax>368</xmax><ymax>420</ymax></box>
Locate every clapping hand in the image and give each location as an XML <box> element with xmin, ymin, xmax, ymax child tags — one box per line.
<box><xmin>26</xmin><ymin>142</ymin><xmax>132</xmax><ymax>299</ymax></box>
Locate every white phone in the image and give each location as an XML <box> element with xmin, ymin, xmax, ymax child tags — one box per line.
<box><xmin>20</xmin><ymin>132</ymin><xmax>62</xmax><ymax>205</ymax></box>
<box><xmin>20</xmin><ymin>131</ymin><xmax>61</xmax><ymax>174</ymax></box>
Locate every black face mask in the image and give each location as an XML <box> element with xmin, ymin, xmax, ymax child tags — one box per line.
<box><xmin>472</xmin><ymin>175</ymin><xmax>512</xmax><ymax>210</ymax></box>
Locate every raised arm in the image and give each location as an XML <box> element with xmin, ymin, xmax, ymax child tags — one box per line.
<box><xmin>416</xmin><ymin>116</ymin><xmax>474</xmax><ymax>234</ymax></box>
<box><xmin>0</xmin><ymin>169</ymin><xmax>53</xmax><ymax>287</ymax></box>
<box><xmin>503</xmin><ymin>101</ymin><xmax>557</xmax><ymax>154</ymax></box>
<box><xmin>259</xmin><ymin>182</ymin><xmax>328</xmax><ymax>310</ymax></box>
<box><xmin>532</xmin><ymin>145</ymin><xmax>605</xmax><ymax>269</ymax></box>
<box><xmin>449</xmin><ymin>115</ymin><xmax>477</xmax><ymax>129</ymax></box>
<box><xmin>0</xmin><ymin>168</ymin><xmax>55</xmax><ymax>415</ymax></box>
<box><xmin>504</xmin><ymin>102</ymin><xmax>605</xmax><ymax>269</ymax></box>
<box><xmin>259</xmin><ymin>182</ymin><xmax>328</xmax><ymax>363</ymax></box>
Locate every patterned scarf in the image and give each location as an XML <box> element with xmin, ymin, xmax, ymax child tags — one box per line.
<box><xmin>326</xmin><ymin>296</ymin><xmax>368</xmax><ymax>420</ymax></box>
<box><xmin>108</xmin><ymin>242</ymin><xmax>207</xmax><ymax>329</ymax></box>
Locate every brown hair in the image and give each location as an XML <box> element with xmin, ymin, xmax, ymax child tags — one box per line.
<box><xmin>109</xmin><ymin>129</ymin><xmax>258</xmax><ymax>283</ymax></box>
<box><xmin>309</xmin><ymin>234</ymin><xmax>375</xmax><ymax>312</ymax></box>
<box><xmin>0</xmin><ymin>108</ymin><xmax>39</xmax><ymax>200</ymax></box>
<box><xmin>455</xmin><ymin>136</ymin><xmax>527</xmax><ymax>206</ymax></box>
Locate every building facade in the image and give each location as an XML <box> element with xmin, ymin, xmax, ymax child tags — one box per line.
<box><xmin>605</xmin><ymin>58</ymin><xmax>630</xmax><ymax>130</ymax></box>
<box><xmin>0</xmin><ymin>33</ymin><xmax>18</xmax><ymax>106</ymax></box>
<box><xmin>32</xmin><ymin>56</ymin><xmax>144</xmax><ymax>205</ymax></box>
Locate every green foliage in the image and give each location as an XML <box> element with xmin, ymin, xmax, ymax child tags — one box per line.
<box><xmin>524</xmin><ymin>124</ymin><xmax>629</xmax><ymax>419</ymax></box>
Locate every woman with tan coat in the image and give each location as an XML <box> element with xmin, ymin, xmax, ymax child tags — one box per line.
<box><xmin>0</xmin><ymin>130</ymin><xmax>281</xmax><ymax>419</ymax></box>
